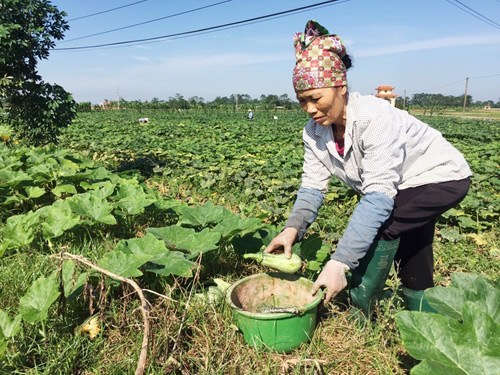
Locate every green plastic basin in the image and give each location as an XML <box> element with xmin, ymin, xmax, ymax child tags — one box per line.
<box><xmin>226</xmin><ymin>272</ymin><xmax>323</xmax><ymax>353</ymax></box>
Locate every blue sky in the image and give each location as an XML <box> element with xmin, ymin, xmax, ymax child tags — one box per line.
<box><xmin>38</xmin><ymin>0</ymin><xmax>500</xmax><ymax>104</ymax></box>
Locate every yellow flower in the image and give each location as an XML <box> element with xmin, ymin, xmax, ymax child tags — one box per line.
<box><xmin>75</xmin><ymin>315</ymin><xmax>101</xmax><ymax>339</ymax></box>
<box><xmin>466</xmin><ymin>233</ymin><xmax>488</xmax><ymax>246</ymax></box>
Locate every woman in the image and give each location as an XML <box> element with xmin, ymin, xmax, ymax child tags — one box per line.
<box><xmin>264</xmin><ymin>20</ymin><xmax>471</xmax><ymax>315</ymax></box>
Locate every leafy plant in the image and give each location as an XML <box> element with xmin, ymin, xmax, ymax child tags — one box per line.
<box><xmin>396</xmin><ymin>273</ymin><xmax>500</xmax><ymax>375</ymax></box>
<box><xmin>18</xmin><ymin>272</ymin><xmax>60</xmax><ymax>323</ymax></box>
<box><xmin>1</xmin><ymin>0</ymin><xmax>75</xmax><ymax>145</ymax></box>
<box><xmin>8</xmin><ymin>81</ymin><xmax>76</xmax><ymax>145</ymax></box>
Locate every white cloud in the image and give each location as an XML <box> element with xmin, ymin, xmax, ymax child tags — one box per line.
<box><xmin>155</xmin><ymin>52</ymin><xmax>290</xmax><ymax>71</ymax></box>
<box><xmin>355</xmin><ymin>34</ymin><xmax>500</xmax><ymax>57</ymax></box>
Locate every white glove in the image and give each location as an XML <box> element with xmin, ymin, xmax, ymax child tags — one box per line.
<box><xmin>263</xmin><ymin>227</ymin><xmax>298</xmax><ymax>259</ymax></box>
<box><xmin>311</xmin><ymin>259</ymin><xmax>350</xmax><ymax>306</ymax></box>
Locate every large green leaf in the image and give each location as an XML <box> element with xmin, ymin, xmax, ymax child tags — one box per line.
<box><xmin>57</xmin><ymin>154</ymin><xmax>81</xmax><ymax>172</ymax></box>
<box><xmin>153</xmin><ymin>196</ymin><xmax>186</xmax><ymax>212</ymax></box>
<box><xmin>296</xmin><ymin>233</ymin><xmax>331</xmax><ymax>272</ymax></box>
<box><xmin>26</xmin><ymin>162</ymin><xmax>58</xmax><ymax>183</ymax></box>
<box><xmin>146</xmin><ymin>226</ymin><xmax>221</xmax><ymax>258</ymax></box>
<box><xmin>145</xmin><ymin>251</ymin><xmax>194</xmax><ymax>277</ymax></box>
<box><xmin>231</xmin><ymin>232</ymin><xmax>267</xmax><ymax>255</ymax></box>
<box><xmin>0</xmin><ymin>310</ymin><xmax>22</xmax><ymax>338</ymax></box>
<box><xmin>79</xmin><ymin>166</ymin><xmax>112</xmax><ymax>182</ymax></box>
<box><xmin>114</xmin><ymin>233</ymin><xmax>193</xmax><ymax>276</ymax></box>
<box><xmin>39</xmin><ymin>200</ymin><xmax>81</xmax><ymax>239</ymax></box>
<box><xmin>212</xmin><ymin>216</ymin><xmax>265</xmax><ymax>240</ymax></box>
<box><xmin>83</xmin><ymin>182</ymin><xmax>116</xmax><ymax>199</ymax></box>
<box><xmin>0</xmin><ymin>338</ymin><xmax>8</xmax><ymax>360</ymax></box>
<box><xmin>19</xmin><ymin>273</ymin><xmax>60</xmax><ymax>323</ymax></box>
<box><xmin>0</xmin><ymin>168</ymin><xmax>32</xmax><ymax>188</ymax></box>
<box><xmin>25</xmin><ymin>186</ymin><xmax>46</xmax><ymax>199</ymax></box>
<box><xmin>426</xmin><ymin>273</ymin><xmax>500</xmax><ymax>323</ymax></box>
<box><xmin>97</xmin><ymin>251</ymin><xmax>152</xmax><ymax>278</ymax></box>
<box><xmin>114</xmin><ymin>233</ymin><xmax>168</xmax><ymax>263</ymax></box>
<box><xmin>111</xmin><ymin>183</ymin><xmax>156</xmax><ymax>215</ymax></box>
<box><xmin>51</xmin><ymin>184</ymin><xmax>78</xmax><ymax>197</ymax></box>
<box><xmin>177</xmin><ymin>201</ymin><xmax>230</xmax><ymax>227</ymax></box>
<box><xmin>396</xmin><ymin>302</ymin><xmax>500</xmax><ymax>375</ymax></box>
<box><xmin>68</xmin><ymin>192</ymin><xmax>116</xmax><ymax>225</ymax></box>
<box><xmin>0</xmin><ymin>210</ymin><xmax>40</xmax><ymax>253</ymax></box>
<box><xmin>61</xmin><ymin>260</ymin><xmax>87</xmax><ymax>299</ymax></box>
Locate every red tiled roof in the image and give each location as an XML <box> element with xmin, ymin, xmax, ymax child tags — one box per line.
<box><xmin>375</xmin><ymin>85</ymin><xmax>395</xmax><ymax>90</ymax></box>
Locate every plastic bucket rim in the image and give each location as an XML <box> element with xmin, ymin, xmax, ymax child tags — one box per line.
<box><xmin>226</xmin><ymin>272</ymin><xmax>324</xmax><ymax>320</ymax></box>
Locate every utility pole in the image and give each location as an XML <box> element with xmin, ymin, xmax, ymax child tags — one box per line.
<box><xmin>403</xmin><ymin>89</ymin><xmax>406</xmax><ymax>107</ymax></box>
<box><xmin>117</xmin><ymin>87</ymin><xmax>121</xmax><ymax>110</ymax></box>
<box><xmin>462</xmin><ymin>77</ymin><xmax>468</xmax><ymax>114</ymax></box>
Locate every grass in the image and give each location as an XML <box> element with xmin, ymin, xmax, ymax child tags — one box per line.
<box><xmin>410</xmin><ymin>107</ymin><xmax>500</xmax><ymax>120</ymax></box>
<box><xmin>0</xmin><ymin>244</ymin><xmax>423</xmax><ymax>375</ymax></box>
<box><xmin>0</xmin><ymin>240</ymin><xmax>410</xmax><ymax>375</ymax></box>
<box><xmin>1</xmin><ymin>110</ymin><xmax>499</xmax><ymax>374</ymax></box>
<box><xmin>3</xmin><ymin>219</ymin><xmax>497</xmax><ymax>374</ymax></box>
<box><xmin>1</xmin><ymin>190</ymin><xmax>499</xmax><ymax>374</ymax></box>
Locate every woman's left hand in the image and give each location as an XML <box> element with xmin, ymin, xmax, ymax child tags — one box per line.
<box><xmin>311</xmin><ymin>259</ymin><xmax>350</xmax><ymax>306</ymax></box>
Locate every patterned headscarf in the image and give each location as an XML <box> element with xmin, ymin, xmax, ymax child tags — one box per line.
<box><xmin>292</xmin><ymin>20</ymin><xmax>347</xmax><ymax>92</ymax></box>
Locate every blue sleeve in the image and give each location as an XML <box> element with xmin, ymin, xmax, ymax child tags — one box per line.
<box><xmin>283</xmin><ymin>187</ymin><xmax>324</xmax><ymax>241</ymax></box>
<box><xmin>331</xmin><ymin>192</ymin><xmax>394</xmax><ymax>269</ymax></box>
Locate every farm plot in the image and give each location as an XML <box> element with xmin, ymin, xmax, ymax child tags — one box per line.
<box><xmin>0</xmin><ymin>110</ymin><xmax>499</xmax><ymax>374</ymax></box>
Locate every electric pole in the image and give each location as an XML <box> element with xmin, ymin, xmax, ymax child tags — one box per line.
<box><xmin>462</xmin><ymin>77</ymin><xmax>468</xmax><ymax>114</ymax></box>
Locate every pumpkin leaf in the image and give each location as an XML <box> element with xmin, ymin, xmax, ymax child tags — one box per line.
<box><xmin>396</xmin><ymin>302</ymin><xmax>500</xmax><ymax>375</ymax></box>
<box><xmin>0</xmin><ymin>310</ymin><xmax>22</xmax><ymax>338</ymax></box>
<box><xmin>97</xmin><ymin>251</ymin><xmax>151</xmax><ymax>278</ymax></box>
<box><xmin>19</xmin><ymin>272</ymin><xmax>60</xmax><ymax>323</ymax></box>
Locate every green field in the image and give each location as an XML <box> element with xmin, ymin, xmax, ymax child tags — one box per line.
<box><xmin>410</xmin><ymin>107</ymin><xmax>500</xmax><ymax>120</ymax></box>
<box><xmin>1</xmin><ymin>110</ymin><xmax>499</xmax><ymax>374</ymax></box>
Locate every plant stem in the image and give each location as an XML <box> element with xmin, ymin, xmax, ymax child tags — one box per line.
<box><xmin>52</xmin><ymin>252</ymin><xmax>150</xmax><ymax>375</ymax></box>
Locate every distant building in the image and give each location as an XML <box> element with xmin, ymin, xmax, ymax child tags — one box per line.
<box><xmin>375</xmin><ymin>85</ymin><xmax>398</xmax><ymax>107</ymax></box>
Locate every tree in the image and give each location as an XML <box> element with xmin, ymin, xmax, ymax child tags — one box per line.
<box><xmin>0</xmin><ymin>0</ymin><xmax>76</xmax><ymax>145</ymax></box>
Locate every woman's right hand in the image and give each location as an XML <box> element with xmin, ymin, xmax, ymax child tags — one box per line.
<box><xmin>263</xmin><ymin>227</ymin><xmax>298</xmax><ymax>259</ymax></box>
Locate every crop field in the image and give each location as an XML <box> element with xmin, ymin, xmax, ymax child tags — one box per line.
<box><xmin>1</xmin><ymin>109</ymin><xmax>499</xmax><ymax>374</ymax></box>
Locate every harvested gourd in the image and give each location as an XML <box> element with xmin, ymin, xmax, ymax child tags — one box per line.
<box><xmin>193</xmin><ymin>278</ymin><xmax>232</xmax><ymax>306</ymax></box>
<box><xmin>243</xmin><ymin>252</ymin><xmax>303</xmax><ymax>274</ymax></box>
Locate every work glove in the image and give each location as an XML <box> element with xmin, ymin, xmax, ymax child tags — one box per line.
<box><xmin>311</xmin><ymin>259</ymin><xmax>350</xmax><ymax>306</ymax></box>
<box><xmin>264</xmin><ymin>227</ymin><xmax>298</xmax><ymax>258</ymax></box>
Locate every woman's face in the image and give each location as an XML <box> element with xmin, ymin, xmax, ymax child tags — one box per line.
<box><xmin>296</xmin><ymin>86</ymin><xmax>347</xmax><ymax>127</ymax></box>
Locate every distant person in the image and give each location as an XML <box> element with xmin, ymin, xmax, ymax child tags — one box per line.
<box><xmin>264</xmin><ymin>20</ymin><xmax>472</xmax><ymax>316</ymax></box>
<box><xmin>247</xmin><ymin>109</ymin><xmax>253</xmax><ymax>120</ymax></box>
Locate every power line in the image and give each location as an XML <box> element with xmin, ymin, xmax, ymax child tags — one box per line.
<box><xmin>452</xmin><ymin>0</ymin><xmax>500</xmax><ymax>27</ymax></box>
<box><xmin>407</xmin><ymin>73</ymin><xmax>500</xmax><ymax>94</ymax></box>
<box><xmin>55</xmin><ymin>0</ymin><xmax>346</xmax><ymax>51</ymax></box>
<box><xmin>77</xmin><ymin>1</ymin><xmax>349</xmax><ymax>51</ymax></box>
<box><xmin>410</xmin><ymin>78</ymin><xmax>465</xmax><ymax>93</ymax></box>
<box><xmin>62</xmin><ymin>0</ymin><xmax>233</xmax><ymax>43</ymax></box>
<box><xmin>68</xmin><ymin>0</ymin><xmax>149</xmax><ymax>22</ymax></box>
<box><xmin>446</xmin><ymin>0</ymin><xmax>500</xmax><ymax>29</ymax></box>
<box><xmin>470</xmin><ymin>73</ymin><xmax>500</xmax><ymax>80</ymax></box>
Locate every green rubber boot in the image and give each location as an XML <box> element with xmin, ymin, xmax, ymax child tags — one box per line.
<box><xmin>348</xmin><ymin>239</ymin><xmax>400</xmax><ymax>318</ymax></box>
<box><xmin>401</xmin><ymin>287</ymin><xmax>437</xmax><ymax>313</ymax></box>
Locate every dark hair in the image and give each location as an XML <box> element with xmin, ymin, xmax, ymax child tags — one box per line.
<box><xmin>342</xmin><ymin>53</ymin><xmax>353</xmax><ymax>70</ymax></box>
